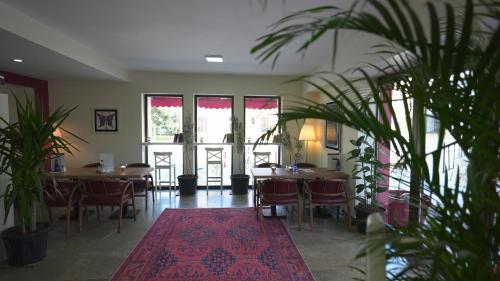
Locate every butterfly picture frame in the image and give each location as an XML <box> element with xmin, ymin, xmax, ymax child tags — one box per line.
<box><xmin>94</xmin><ymin>109</ymin><xmax>118</xmax><ymax>132</ymax></box>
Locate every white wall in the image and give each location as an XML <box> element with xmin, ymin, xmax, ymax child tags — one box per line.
<box><xmin>49</xmin><ymin>71</ymin><xmax>303</xmax><ymax>171</ymax></box>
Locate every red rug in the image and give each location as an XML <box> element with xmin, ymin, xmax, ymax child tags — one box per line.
<box><xmin>111</xmin><ymin>208</ymin><xmax>315</xmax><ymax>281</ymax></box>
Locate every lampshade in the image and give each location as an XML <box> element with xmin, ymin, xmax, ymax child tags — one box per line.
<box><xmin>299</xmin><ymin>124</ymin><xmax>316</xmax><ymax>141</ymax></box>
<box><xmin>53</xmin><ymin>128</ymin><xmax>62</xmax><ymax>137</ymax></box>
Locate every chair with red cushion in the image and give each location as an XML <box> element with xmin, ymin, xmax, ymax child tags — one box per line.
<box><xmin>44</xmin><ymin>180</ymin><xmax>82</xmax><ymax>236</ymax></box>
<box><xmin>79</xmin><ymin>180</ymin><xmax>136</xmax><ymax>233</ymax></box>
<box><xmin>257</xmin><ymin>178</ymin><xmax>301</xmax><ymax>230</ymax></box>
<box><xmin>126</xmin><ymin>163</ymin><xmax>155</xmax><ymax>210</ymax></box>
<box><xmin>303</xmin><ymin>178</ymin><xmax>351</xmax><ymax>231</ymax></box>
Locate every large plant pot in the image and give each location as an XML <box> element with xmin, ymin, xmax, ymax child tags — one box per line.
<box><xmin>230</xmin><ymin>174</ymin><xmax>249</xmax><ymax>195</ymax></box>
<box><xmin>2</xmin><ymin>224</ymin><xmax>49</xmax><ymax>266</ymax></box>
<box><xmin>178</xmin><ymin>174</ymin><xmax>198</xmax><ymax>195</ymax></box>
<box><xmin>355</xmin><ymin>206</ymin><xmax>385</xmax><ymax>234</ymax></box>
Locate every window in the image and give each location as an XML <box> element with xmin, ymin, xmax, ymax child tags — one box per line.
<box><xmin>144</xmin><ymin>94</ymin><xmax>183</xmax><ymax>179</ymax></box>
<box><xmin>244</xmin><ymin>97</ymin><xmax>281</xmax><ymax>179</ymax></box>
<box><xmin>195</xmin><ymin>95</ymin><xmax>233</xmax><ymax>186</ymax></box>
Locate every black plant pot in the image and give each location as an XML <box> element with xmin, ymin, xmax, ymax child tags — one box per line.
<box><xmin>178</xmin><ymin>174</ymin><xmax>198</xmax><ymax>195</ymax></box>
<box><xmin>355</xmin><ymin>206</ymin><xmax>386</xmax><ymax>234</ymax></box>
<box><xmin>230</xmin><ymin>174</ymin><xmax>250</xmax><ymax>195</ymax></box>
<box><xmin>2</xmin><ymin>223</ymin><xmax>49</xmax><ymax>266</ymax></box>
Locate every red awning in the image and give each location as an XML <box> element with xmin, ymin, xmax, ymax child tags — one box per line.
<box><xmin>151</xmin><ymin>97</ymin><xmax>182</xmax><ymax>107</ymax></box>
<box><xmin>197</xmin><ymin>97</ymin><xmax>232</xmax><ymax>109</ymax></box>
<box><xmin>245</xmin><ymin>97</ymin><xmax>278</xmax><ymax>110</ymax></box>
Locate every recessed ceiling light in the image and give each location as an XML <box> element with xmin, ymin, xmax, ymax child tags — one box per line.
<box><xmin>205</xmin><ymin>55</ymin><xmax>223</xmax><ymax>63</ymax></box>
<box><xmin>13</xmin><ymin>58</ymin><xmax>23</xmax><ymax>63</ymax></box>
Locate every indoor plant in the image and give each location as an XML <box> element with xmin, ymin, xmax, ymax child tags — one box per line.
<box><xmin>252</xmin><ymin>0</ymin><xmax>499</xmax><ymax>279</ymax></box>
<box><xmin>230</xmin><ymin>116</ymin><xmax>249</xmax><ymax>194</ymax></box>
<box><xmin>347</xmin><ymin>136</ymin><xmax>386</xmax><ymax>233</ymax></box>
<box><xmin>177</xmin><ymin>114</ymin><xmax>197</xmax><ymax>195</ymax></box>
<box><xmin>0</xmin><ymin>96</ymin><xmax>81</xmax><ymax>266</ymax></box>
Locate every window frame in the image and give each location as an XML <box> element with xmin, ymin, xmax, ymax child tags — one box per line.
<box><xmin>194</xmin><ymin>94</ymin><xmax>235</xmax><ymax>177</ymax></box>
<box><xmin>143</xmin><ymin>94</ymin><xmax>184</xmax><ymax>164</ymax></box>
<box><xmin>243</xmin><ymin>95</ymin><xmax>282</xmax><ymax>172</ymax></box>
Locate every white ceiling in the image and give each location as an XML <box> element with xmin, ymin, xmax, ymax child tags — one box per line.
<box><xmin>0</xmin><ymin>0</ymin><xmax>365</xmax><ymax>80</ymax></box>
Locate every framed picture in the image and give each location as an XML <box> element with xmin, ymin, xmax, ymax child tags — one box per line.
<box><xmin>325</xmin><ymin>102</ymin><xmax>341</xmax><ymax>152</ymax></box>
<box><xmin>94</xmin><ymin>109</ymin><xmax>118</xmax><ymax>132</ymax></box>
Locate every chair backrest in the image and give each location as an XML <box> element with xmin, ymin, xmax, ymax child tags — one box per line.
<box><xmin>44</xmin><ymin>180</ymin><xmax>80</xmax><ymax>205</ymax></box>
<box><xmin>256</xmin><ymin>162</ymin><xmax>282</xmax><ymax>168</ymax></box>
<box><xmin>260</xmin><ymin>178</ymin><xmax>298</xmax><ymax>196</ymax></box>
<box><xmin>297</xmin><ymin>162</ymin><xmax>317</xmax><ymax>168</ymax></box>
<box><xmin>126</xmin><ymin>163</ymin><xmax>151</xmax><ymax>168</ymax></box>
<box><xmin>86</xmin><ymin>180</ymin><xmax>126</xmax><ymax>195</ymax></box>
<box><xmin>254</xmin><ymin>152</ymin><xmax>271</xmax><ymax>167</ymax></box>
<box><xmin>82</xmin><ymin>162</ymin><xmax>100</xmax><ymax>168</ymax></box>
<box><xmin>205</xmin><ymin>147</ymin><xmax>223</xmax><ymax>164</ymax></box>
<box><xmin>306</xmin><ymin>179</ymin><xmax>347</xmax><ymax>199</ymax></box>
<box><xmin>154</xmin><ymin>152</ymin><xmax>172</xmax><ymax>167</ymax></box>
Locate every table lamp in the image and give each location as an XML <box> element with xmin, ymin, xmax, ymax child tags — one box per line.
<box><xmin>299</xmin><ymin>123</ymin><xmax>316</xmax><ymax>162</ymax></box>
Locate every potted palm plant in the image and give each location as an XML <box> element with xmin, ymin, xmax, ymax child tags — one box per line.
<box><xmin>252</xmin><ymin>0</ymin><xmax>499</xmax><ymax>279</ymax></box>
<box><xmin>177</xmin><ymin>114</ymin><xmax>197</xmax><ymax>195</ymax></box>
<box><xmin>0</xmin><ymin>96</ymin><xmax>81</xmax><ymax>266</ymax></box>
<box><xmin>230</xmin><ymin>116</ymin><xmax>249</xmax><ymax>195</ymax></box>
<box><xmin>348</xmin><ymin>136</ymin><xmax>386</xmax><ymax>233</ymax></box>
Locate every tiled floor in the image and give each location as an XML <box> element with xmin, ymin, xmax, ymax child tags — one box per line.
<box><xmin>0</xmin><ymin>189</ymin><xmax>364</xmax><ymax>281</ymax></box>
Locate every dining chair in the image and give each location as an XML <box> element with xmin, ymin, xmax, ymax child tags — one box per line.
<box><xmin>44</xmin><ymin>180</ymin><xmax>82</xmax><ymax>237</ymax></box>
<box><xmin>252</xmin><ymin>162</ymin><xmax>282</xmax><ymax>209</ymax></box>
<box><xmin>153</xmin><ymin>152</ymin><xmax>175</xmax><ymax>195</ymax></box>
<box><xmin>257</xmin><ymin>178</ymin><xmax>301</xmax><ymax>230</ymax></box>
<box><xmin>79</xmin><ymin>180</ymin><xmax>136</xmax><ymax>233</ymax></box>
<box><xmin>253</xmin><ymin>152</ymin><xmax>271</xmax><ymax>167</ymax></box>
<box><xmin>126</xmin><ymin>163</ymin><xmax>154</xmax><ymax>210</ymax></box>
<box><xmin>303</xmin><ymin>178</ymin><xmax>351</xmax><ymax>231</ymax></box>
<box><xmin>205</xmin><ymin>147</ymin><xmax>224</xmax><ymax>194</ymax></box>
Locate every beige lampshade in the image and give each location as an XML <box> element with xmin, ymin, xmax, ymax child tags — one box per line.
<box><xmin>299</xmin><ymin>124</ymin><xmax>316</xmax><ymax>141</ymax></box>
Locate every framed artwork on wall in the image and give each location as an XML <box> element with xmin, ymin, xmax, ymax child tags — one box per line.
<box><xmin>325</xmin><ymin>102</ymin><xmax>341</xmax><ymax>152</ymax></box>
<box><xmin>94</xmin><ymin>109</ymin><xmax>118</xmax><ymax>132</ymax></box>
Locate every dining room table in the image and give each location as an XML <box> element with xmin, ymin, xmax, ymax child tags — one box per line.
<box><xmin>250</xmin><ymin>167</ymin><xmax>350</xmax><ymax>216</ymax></box>
<box><xmin>47</xmin><ymin>167</ymin><xmax>154</xmax><ymax>219</ymax></box>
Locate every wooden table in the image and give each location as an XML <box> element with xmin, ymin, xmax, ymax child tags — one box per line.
<box><xmin>250</xmin><ymin>167</ymin><xmax>349</xmax><ymax>181</ymax></box>
<box><xmin>48</xmin><ymin>167</ymin><xmax>153</xmax><ymax>179</ymax></box>
<box><xmin>47</xmin><ymin>167</ymin><xmax>154</xmax><ymax>219</ymax></box>
<box><xmin>250</xmin><ymin>168</ymin><xmax>349</xmax><ymax>215</ymax></box>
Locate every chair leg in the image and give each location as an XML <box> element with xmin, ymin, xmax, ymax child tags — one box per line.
<box><xmin>118</xmin><ymin>204</ymin><xmax>123</xmax><ymax>233</ymax></box>
<box><xmin>258</xmin><ymin>204</ymin><xmax>264</xmax><ymax>230</ymax></box>
<box><xmin>85</xmin><ymin>207</ymin><xmax>89</xmax><ymax>222</ymax></box>
<box><xmin>297</xmin><ymin>204</ymin><xmax>302</xmax><ymax>231</ymax></box>
<box><xmin>96</xmin><ymin>206</ymin><xmax>101</xmax><ymax>222</ymax></box>
<box><xmin>347</xmin><ymin>204</ymin><xmax>352</xmax><ymax>230</ymax></box>
<box><xmin>309</xmin><ymin>204</ymin><xmax>314</xmax><ymax>231</ymax></box>
<box><xmin>132</xmin><ymin>198</ymin><xmax>137</xmax><ymax>222</ymax></box>
<box><xmin>144</xmin><ymin>187</ymin><xmax>148</xmax><ymax>211</ymax></box>
<box><xmin>337</xmin><ymin>206</ymin><xmax>340</xmax><ymax>222</ymax></box>
<box><xmin>78</xmin><ymin>205</ymin><xmax>84</xmax><ymax>232</ymax></box>
<box><xmin>65</xmin><ymin>206</ymin><xmax>71</xmax><ymax>237</ymax></box>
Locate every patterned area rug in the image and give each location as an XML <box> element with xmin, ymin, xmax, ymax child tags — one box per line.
<box><xmin>111</xmin><ymin>208</ymin><xmax>315</xmax><ymax>281</ymax></box>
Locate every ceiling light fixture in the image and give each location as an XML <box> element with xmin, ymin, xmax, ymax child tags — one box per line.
<box><xmin>13</xmin><ymin>58</ymin><xmax>23</xmax><ymax>63</ymax></box>
<box><xmin>205</xmin><ymin>55</ymin><xmax>223</xmax><ymax>63</ymax></box>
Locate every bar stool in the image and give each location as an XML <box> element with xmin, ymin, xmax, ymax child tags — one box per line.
<box><xmin>154</xmin><ymin>152</ymin><xmax>176</xmax><ymax>196</ymax></box>
<box><xmin>254</xmin><ymin>152</ymin><xmax>271</xmax><ymax>167</ymax></box>
<box><xmin>205</xmin><ymin>147</ymin><xmax>223</xmax><ymax>194</ymax></box>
